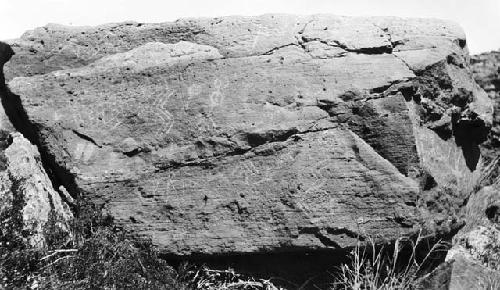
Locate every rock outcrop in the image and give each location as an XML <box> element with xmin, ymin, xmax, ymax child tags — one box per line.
<box><xmin>0</xmin><ymin>41</ymin><xmax>72</xmax><ymax>250</ymax></box>
<box><xmin>1</xmin><ymin>15</ymin><xmax>493</xmax><ymax>257</ymax></box>
<box><xmin>472</xmin><ymin>50</ymin><xmax>500</xmax><ymax>150</ymax></box>
<box><xmin>446</xmin><ymin>185</ymin><xmax>500</xmax><ymax>273</ymax></box>
<box><xmin>0</xmin><ymin>131</ymin><xmax>72</xmax><ymax>248</ymax></box>
<box><xmin>471</xmin><ymin>50</ymin><xmax>500</xmax><ymax>180</ymax></box>
<box><xmin>416</xmin><ymin>255</ymin><xmax>500</xmax><ymax>290</ymax></box>
<box><xmin>414</xmin><ymin>49</ymin><xmax>500</xmax><ymax>290</ymax></box>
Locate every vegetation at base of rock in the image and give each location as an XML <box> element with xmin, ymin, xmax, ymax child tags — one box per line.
<box><xmin>1</xmin><ymin>200</ymin><xmax>449</xmax><ymax>290</ymax></box>
<box><xmin>0</xmin><ymin>200</ymin><xmax>189</xmax><ymax>289</ymax></box>
<box><xmin>0</xmin><ymin>16</ymin><xmax>498</xmax><ymax>289</ymax></box>
<box><xmin>38</xmin><ymin>228</ymin><xmax>187</xmax><ymax>289</ymax></box>
<box><xmin>5</xmin><ymin>15</ymin><xmax>487</xmax><ymax>257</ymax></box>
<box><xmin>0</xmin><ymin>199</ymin><xmax>283</xmax><ymax>289</ymax></box>
<box><xmin>331</xmin><ymin>234</ymin><xmax>449</xmax><ymax>290</ymax></box>
<box><xmin>1</xmin><ymin>201</ymin><xmax>449</xmax><ymax>290</ymax></box>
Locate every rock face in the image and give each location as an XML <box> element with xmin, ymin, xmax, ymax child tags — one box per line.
<box><xmin>1</xmin><ymin>15</ymin><xmax>493</xmax><ymax>256</ymax></box>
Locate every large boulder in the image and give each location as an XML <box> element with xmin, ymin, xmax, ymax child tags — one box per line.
<box><xmin>1</xmin><ymin>15</ymin><xmax>493</xmax><ymax>256</ymax></box>
<box><xmin>416</xmin><ymin>255</ymin><xmax>500</xmax><ymax>290</ymax></box>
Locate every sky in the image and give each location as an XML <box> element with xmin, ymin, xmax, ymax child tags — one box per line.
<box><xmin>0</xmin><ymin>0</ymin><xmax>499</xmax><ymax>54</ymax></box>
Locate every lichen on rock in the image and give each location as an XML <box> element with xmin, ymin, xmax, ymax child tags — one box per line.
<box><xmin>0</xmin><ymin>131</ymin><xmax>72</xmax><ymax>249</ymax></box>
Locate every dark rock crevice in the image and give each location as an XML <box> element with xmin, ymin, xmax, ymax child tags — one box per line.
<box><xmin>0</xmin><ymin>43</ymin><xmax>14</xmax><ymax>90</ymax></box>
<box><xmin>153</xmin><ymin>124</ymin><xmax>336</xmax><ymax>171</ymax></box>
<box><xmin>71</xmin><ymin>129</ymin><xmax>102</xmax><ymax>148</ymax></box>
<box><xmin>393</xmin><ymin>53</ymin><xmax>414</xmax><ymax>73</ymax></box>
<box><xmin>392</xmin><ymin>67</ymin><xmax>490</xmax><ymax>172</ymax></box>
<box><xmin>298</xmin><ymin>227</ymin><xmax>342</xmax><ymax>248</ymax></box>
<box><xmin>332</xmin><ymin>39</ymin><xmax>393</xmax><ymax>55</ymax></box>
<box><xmin>452</xmin><ymin>113</ymin><xmax>489</xmax><ymax>171</ymax></box>
<box><xmin>0</xmin><ymin>88</ymin><xmax>81</xmax><ymax>199</ymax></box>
<box><xmin>298</xmin><ymin>20</ymin><xmax>394</xmax><ymax>56</ymax></box>
<box><xmin>0</xmin><ymin>42</ymin><xmax>81</xmax><ymax>205</ymax></box>
<box><xmin>300</xmin><ymin>36</ymin><xmax>393</xmax><ymax>56</ymax></box>
<box><xmin>262</xmin><ymin>43</ymin><xmax>300</xmax><ymax>55</ymax></box>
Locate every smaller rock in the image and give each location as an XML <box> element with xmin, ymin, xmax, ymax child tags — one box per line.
<box><xmin>447</xmin><ymin>226</ymin><xmax>500</xmax><ymax>270</ymax></box>
<box><xmin>447</xmin><ymin>185</ymin><xmax>500</xmax><ymax>270</ymax></box>
<box><xmin>0</xmin><ymin>132</ymin><xmax>72</xmax><ymax>248</ymax></box>
<box><xmin>416</xmin><ymin>255</ymin><xmax>500</xmax><ymax>290</ymax></box>
<box><xmin>119</xmin><ymin>137</ymin><xmax>142</xmax><ymax>155</ymax></box>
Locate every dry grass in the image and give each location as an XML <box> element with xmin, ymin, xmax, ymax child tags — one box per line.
<box><xmin>332</xmin><ymin>233</ymin><xmax>449</xmax><ymax>290</ymax></box>
<box><xmin>183</xmin><ymin>266</ymin><xmax>283</xmax><ymax>290</ymax></box>
<box><xmin>0</xmin><ymin>197</ymin><xmax>466</xmax><ymax>290</ymax></box>
<box><xmin>483</xmin><ymin>274</ymin><xmax>500</xmax><ymax>290</ymax></box>
<box><xmin>1</xmin><ymin>198</ymin><xmax>285</xmax><ymax>290</ymax></box>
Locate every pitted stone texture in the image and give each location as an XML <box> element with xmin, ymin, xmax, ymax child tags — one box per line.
<box><xmin>4</xmin><ymin>15</ymin><xmax>468</xmax><ymax>80</ymax></box>
<box><xmin>447</xmin><ymin>185</ymin><xmax>500</xmax><ymax>271</ymax></box>
<box><xmin>471</xmin><ymin>50</ymin><xmax>500</xmax><ymax>165</ymax></box>
<box><xmin>0</xmin><ymin>132</ymin><xmax>72</xmax><ymax>248</ymax></box>
<box><xmin>3</xmin><ymin>15</ymin><xmax>492</xmax><ymax>256</ymax></box>
<box><xmin>416</xmin><ymin>255</ymin><xmax>500</xmax><ymax>290</ymax></box>
<box><xmin>433</xmin><ymin>50</ymin><xmax>500</xmax><ymax>289</ymax></box>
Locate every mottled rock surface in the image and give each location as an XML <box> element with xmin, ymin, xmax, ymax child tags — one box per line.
<box><xmin>472</xmin><ymin>50</ymin><xmax>500</xmax><ymax>147</ymax></box>
<box><xmin>471</xmin><ymin>50</ymin><xmax>500</xmax><ymax>183</ymax></box>
<box><xmin>2</xmin><ymin>15</ymin><xmax>493</xmax><ymax>256</ymax></box>
<box><xmin>0</xmin><ymin>131</ymin><xmax>72</xmax><ymax>248</ymax></box>
<box><xmin>446</xmin><ymin>54</ymin><xmax>500</xmax><ymax>277</ymax></box>
<box><xmin>446</xmin><ymin>185</ymin><xmax>500</xmax><ymax>269</ymax></box>
<box><xmin>416</xmin><ymin>255</ymin><xmax>500</xmax><ymax>290</ymax></box>
<box><xmin>415</xmin><ymin>49</ymin><xmax>500</xmax><ymax>290</ymax></box>
<box><xmin>433</xmin><ymin>50</ymin><xmax>500</xmax><ymax>282</ymax></box>
<box><xmin>0</xmin><ymin>41</ymin><xmax>72</xmax><ymax>250</ymax></box>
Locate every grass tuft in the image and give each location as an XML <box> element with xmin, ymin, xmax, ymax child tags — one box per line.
<box><xmin>331</xmin><ymin>232</ymin><xmax>449</xmax><ymax>290</ymax></box>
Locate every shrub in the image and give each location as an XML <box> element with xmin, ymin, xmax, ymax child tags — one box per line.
<box><xmin>0</xmin><ymin>198</ymin><xmax>190</xmax><ymax>289</ymax></box>
<box><xmin>37</xmin><ymin>227</ymin><xmax>188</xmax><ymax>289</ymax></box>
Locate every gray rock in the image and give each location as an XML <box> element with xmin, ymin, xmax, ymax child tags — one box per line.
<box><xmin>419</xmin><ymin>49</ymin><xmax>500</xmax><ymax>290</ymax></box>
<box><xmin>471</xmin><ymin>50</ymin><xmax>500</xmax><ymax>179</ymax></box>
<box><xmin>416</xmin><ymin>255</ymin><xmax>500</xmax><ymax>290</ymax></box>
<box><xmin>0</xmin><ymin>131</ymin><xmax>72</xmax><ymax>248</ymax></box>
<box><xmin>447</xmin><ymin>185</ymin><xmax>500</xmax><ymax>270</ymax></box>
<box><xmin>1</xmin><ymin>15</ymin><xmax>493</xmax><ymax>256</ymax></box>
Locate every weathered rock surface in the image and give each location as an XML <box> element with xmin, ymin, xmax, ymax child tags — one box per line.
<box><xmin>472</xmin><ymin>50</ymin><xmax>500</xmax><ymax>97</ymax></box>
<box><xmin>446</xmin><ymin>185</ymin><xmax>500</xmax><ymax>269</ymax></box>
<box><xmin>0</xmin><ymin>41</ymin><xmax>72</xmax><ymax>250</ymax></box>
<box><xmin>416</xmin><ymin>255</ymin><xmax>500</xmax><ymax>290</ymax></box>
<box><xmin>416</xmin><ymin>50</ymin><xmax>500</xmax><ymax>290</ymax></box>
<box><xmin>445</xmin><ymin>52</ymin><xmax>500</xmax><ymax>279</ymax></box>
<box><xmin>471</xmin><ymin>50</ymin><xmax>500</xmax><ymax>186</ymax></box>
<box><xmin>1</xmin><ymin>15</ymin><xmax>493</xmax><ymax>256</ymax></box>
<box><xmin>472</xmin><ymin>50</ymin><xmax>500</xmax><ymax>148</ymax></box>
<box><xmin>0</xmin><ymin>131</ymin><xmax>72</xmax><ymax>248</ymax></box>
